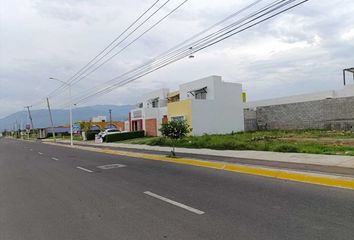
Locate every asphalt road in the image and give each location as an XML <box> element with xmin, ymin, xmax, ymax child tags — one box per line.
<box><xmin>1</xmin><ymin>138</ymin><xmax>353</xmax><ymax>240</ymax></box>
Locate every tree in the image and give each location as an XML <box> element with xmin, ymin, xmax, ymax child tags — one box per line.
<box><xmin>159</xmin><ymin>120</ymin><xmax>191</xmax><ymax>156</ymax></box>
<box><xmin>80</xmin><ymin>121</ymin><xmax>92</xmax><ymax>141</ymax></box>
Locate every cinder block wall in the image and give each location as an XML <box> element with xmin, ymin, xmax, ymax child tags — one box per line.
<box><xmin>244</xmin><ymin>96</ymin><xmax>354</xmax><ymax>131</ymax></box>
<box><xmin>244</xmin><ymin>109</ymin><xmax>257</xmax><ymax>131</ymax></box>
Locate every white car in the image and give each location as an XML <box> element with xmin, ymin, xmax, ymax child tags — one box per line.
<box><xmin>98</xmin><ymin>129</ymin><xmax>121</xmax><ymax>139</ymax></box>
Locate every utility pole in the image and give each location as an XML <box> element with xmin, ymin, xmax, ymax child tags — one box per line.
<box><xmin>25</xmin><ymin>105</ymin><xmax>34</xmax><ymax>131</ymax></box>
<box><xmin>15</xmin><ymin>119</ymin><xmax>18</xmax><ymax>138</ymax></box>
<box><xmin>109</xmin><ymin>109</ymin><xmax>112</xmax><ymax>127</ymax></box>
<box><xmin>49</xmin><ymin>77</ymin><xmax>73</xmax><ymax>146</ymax></box>
<box><xmin>46</xmin><ymin>97</ymin><xmax>56</xmax><ymax>142</ymax></box>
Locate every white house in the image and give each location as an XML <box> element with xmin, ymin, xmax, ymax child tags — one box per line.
<box><xmin>91</xmin><ymin>116</ymin><xmax>107</xmax><ymax>122</ymax></box>
<box><xmin>129</xmin><ymin>88</ymin><xmax>169</xmax><ymax>136</ymax></box>
<box><xmin>167</xmin><ymin>75</ymin><xmax>245</xmax><ymax>135</ymax></box>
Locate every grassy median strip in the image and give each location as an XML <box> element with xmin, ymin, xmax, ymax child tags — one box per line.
<box><xmin>123</xmin><ymin>129</ymin><xmax>354</xmax><ymax>156</ymax></box>
<box><xmin>44</xmin><ymin>142</ymin><xmax>354</xmax><ymax>190</ymax></box>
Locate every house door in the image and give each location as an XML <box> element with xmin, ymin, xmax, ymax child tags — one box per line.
<box><xmin>132</xmin><ymin>120</ymin><xmax>143</xmax><ymax>131</ymax></box>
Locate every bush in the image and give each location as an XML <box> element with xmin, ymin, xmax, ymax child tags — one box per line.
<box><xmin>274</xmin><ymin>144</ymin><xmax>299</xmax><ymax>153</ymax></box>
<box><xmin>105</xmin><ymin>131</ymin><xmax>145</xmax><ymax>142</ymax></box>
<box><xmin>86</xmin><ymin>130</ymin><xmax>100</xmax><ymax>140</ymax></box>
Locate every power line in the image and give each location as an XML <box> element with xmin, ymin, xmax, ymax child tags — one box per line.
<box><xmin>70</xmin><ymin>0</ymin><xmax>189</xmax><ymax>87</ymax></box>
<box><xmin>71</xmin><ymin>0</ymin><xmax>309</xmax><ymax>105</ymax></box>
<box><xmin>67</xmin><ymin>0</ymin><xmax>173</xmax><ymax>86</ymax></box>
<box><xmin>56</xmin><ymin>0</ymin><xmax>270</xmax><ymax>107</ymax></box>
<box><xmin>66</xmin><ymin>0</ymin><xmax>294</xmax><ymax>103</ymax></box>
<box><xmin>67</xmin><ymin>0</ymin><xmax>162</xmax><ymax>83</ymax></box>
<box><xmin>47</xmin><ymin>0</ymin><xmax>165</xmax><ymax>100</ymax></box>
<box><xmin>32</xmin><ymin>0</ymin><xmax>167</xmax><ymax>106</ymax></box>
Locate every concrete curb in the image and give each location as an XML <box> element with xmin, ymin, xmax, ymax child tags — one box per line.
<box><xmin>43</xmin><ymin>139</ymin><xmax>354</xmax><ymax>168</ymax></box>
<box><xmin>44</xmin><ymin>142</ymin><xmax>354</xmax><ymax>190</ymax></box>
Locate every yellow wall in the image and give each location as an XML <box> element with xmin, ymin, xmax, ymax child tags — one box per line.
<box><xmin>242</xmin><ymin>92</ymin><xmax>247</xmax><ymax>103</ymax></box>
<box><xmin>167</xmin><ymin>99</ymin><xmax>193</xmax><ymax>128</ymax></box>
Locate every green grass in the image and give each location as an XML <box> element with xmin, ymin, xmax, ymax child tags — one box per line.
<box><xmin>123</xmin><ymin>129</ymin><xmax>354</xmax><ymax>156</ymax></box>
<box><xmin>46</xmin><ymin>135</ymin><xmax>83</xmax><ymax>141</ymax></box>
<box><xmin>119</xmin><ymin>137</ymin><xmax>157</xmax><ymax>144</ymax></box>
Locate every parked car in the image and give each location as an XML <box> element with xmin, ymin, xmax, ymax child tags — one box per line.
<box><xmin>98</xmin><ymin>128</ymin><xmax>121</xmax><ymax>140</ymax></box>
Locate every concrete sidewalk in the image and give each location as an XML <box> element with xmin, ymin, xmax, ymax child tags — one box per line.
<box><xmin>42</xmin><ymin>139</ymin><xmax>354</xmax><ymax>169</ymax></box>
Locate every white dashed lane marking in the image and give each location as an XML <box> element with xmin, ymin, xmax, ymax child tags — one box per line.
<box><xmin>97</xmin><ymin>164</ymin><xmax>126</xmax><ymax>170</ymax></box>
<box><xmin>144</xmin><ymin>191</ymin><xmax>205</xmax><ymax>215</ymax></box>
<box><xmin>77</xmin><ymin>166</ymin><xmax>94</xmax><ymax>173</ymax></box>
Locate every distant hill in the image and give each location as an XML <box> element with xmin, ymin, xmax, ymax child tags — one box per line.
<box><xmin>0</xmin><ymin>104</ymin><xmax>134</xmax><ymax>131</ymax></box>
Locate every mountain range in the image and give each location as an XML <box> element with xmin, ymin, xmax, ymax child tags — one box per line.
<box><xmin>0</xmin><ymin>105</ymin><xmax>134</xmax><ymax>131</ymax></box>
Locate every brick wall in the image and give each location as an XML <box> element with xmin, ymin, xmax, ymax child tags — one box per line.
<box><xmin>145</xmin><ymin>118</ymin><xmax>157</xmax><ymax>137</ymax></box>
<box><xmin>244</xmin><ymin>96</ymin><xmax>354</xmax><ymax>131</ymax></box>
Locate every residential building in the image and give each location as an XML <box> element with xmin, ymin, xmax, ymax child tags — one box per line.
<box><xmin>90</xmin><ymin>121</ymin><xmax>125</xmax><ymax>131</ymax></box>
<box><xmin>129</xmin><ymin>88</ymin><xmax>169</xmax><ymax>136</ymax></box>
<box><xmin>91</xmin><ymin>116</ymin><xmax>107</xmax><ymax>122</ymax></box>
<box><xmin>167</xmin><ymin>75</ymin><xmax>244</xmax><ymax>135</ymax></box>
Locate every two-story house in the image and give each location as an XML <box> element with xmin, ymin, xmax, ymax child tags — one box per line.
<box><xmin>128</xmin><ymin>88</ymin><xmax>169</xmax><ymax>136</ymax></box>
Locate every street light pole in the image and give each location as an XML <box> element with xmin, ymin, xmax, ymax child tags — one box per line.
<box><xmin>46</xmin><ymin>97</ymin><xmax>56</xmax><ymax>142</ymax></box>
<box><xmin>69</xmin><ymin>84</ymin><xmax>73</xmax><ymax>146</ymax></box>
<box><xmin>109</xmin><ymin>109</ymin><xmax>112</xmax><ymax>127</ymax></box>
<box><xmin>49</xmin><ymin>77</ymin><xmax>73</xmax><ymax>146</ymax></box>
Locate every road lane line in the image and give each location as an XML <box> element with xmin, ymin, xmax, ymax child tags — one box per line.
<box><xmin>97</xmin><ymin>163</ymin><xmax>126</xmax><ymax>170</ymax></box>
<box><xmin>29</xmin><ymin>149</ymin><xmax>33</xmax><ymax>151</ymax></box>
<box><xmin>38</xmin><ymin>152</ymin><xmax>43</xmax><ymax>155</ymax></box>
<box><xmin>144</xmin><ymin>191</ymin><xmax>205</xmax><ymax>215</ymax></box>
<box><xmin>77</xmin><ymin>166</ymin><xmax>93</xmax><ymax>173</ymax></box>
<box><xmin>44</xmin><ymin>142</ymin><xmax>354</xmax><ymax>190</ymax></box>
<box><xmin>51</xmin><ymin>157</ymin><xmax>59</xmax><ymax>161</ymax></box>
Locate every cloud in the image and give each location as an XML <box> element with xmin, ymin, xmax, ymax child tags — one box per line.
<box><xmin>1</xmin><ymin>0</ymin><xmax>354</xmax><ymax>119</ymax></box>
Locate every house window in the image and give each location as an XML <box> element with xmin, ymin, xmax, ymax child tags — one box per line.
<box><xmin>151</xmin><ymin>98</ymin><xmax>159</xmax><ymax>108</ymax></box>
<box><xmin>171</xmin><ymin>116</ymin><xmax>185</xmax><ymax>122</ymax></box>
<box><xmin>188</xmin><ymin>87</ymin><xmax>207</xmax><ymax>100</ymax></box>
<box><xmin>195</xmin><ymin>90</ymin><xmax>207</xmax><ymax>99</ymax></box>
<box><xmin>168</xmin><ymin>93</ymin><xmax>180</xmax><ymax>103</ymax></box>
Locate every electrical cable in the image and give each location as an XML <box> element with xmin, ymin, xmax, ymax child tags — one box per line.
<box><xmin>63</xmin><ymin>0</ymin><xmax>308</xmax><ymax>106</ymax></box>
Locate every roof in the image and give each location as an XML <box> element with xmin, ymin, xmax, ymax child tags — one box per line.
<box><xmin>47</xmin><ymin>127</ymin><xmax>70</xmax><ymax>133</ymax></box>
<box><xmin>344</xmin><ymin>67</ymin><xmax>354</xmax><ymax>73</ymax></box>
<box><xmin>187</xmin><ymin>86</ymin><xmax>207</xmax><ymax>96</ymax></box>
<box><xmin>167</xmin><ymin>91</ymin><xmax>180</xmax><ymax>98</ymax></box>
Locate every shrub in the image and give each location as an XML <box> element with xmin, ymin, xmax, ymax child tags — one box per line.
<box><xmin>274</xmin><ymin>144</ymin><xmax>299</xmax><ymax>153</ymax></box>
<box><xmin>105</xmin><ymin>131</ymin><xmax>145</xmax><ymax>142</ymax></box>
<box><xmin>86</xmin><ymin>130</ymin><xmax>100</xmax><ymax>140</ymax></box>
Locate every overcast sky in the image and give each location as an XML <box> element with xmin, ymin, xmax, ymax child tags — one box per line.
<box><xmin>0</xmin><ymin>0</ymin><xmax>354</xmax><ymax>118</ymax></box>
